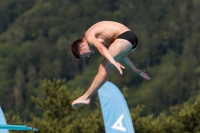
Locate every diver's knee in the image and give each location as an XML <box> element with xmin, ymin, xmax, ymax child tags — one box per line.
<box><xmin>98</xmin><ymin>66</ymin><xmax>111</xmax><ymax>77</ymax></box>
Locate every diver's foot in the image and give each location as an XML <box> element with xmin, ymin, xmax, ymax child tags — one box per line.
<box><xmin>71</xmin><ymin>97</ymin><xmax>90</xmax><ymax>108</ymax></box>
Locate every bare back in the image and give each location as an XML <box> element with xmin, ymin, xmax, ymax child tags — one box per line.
<box><xmin>85</xmin><ymin>21</ymin><xmax>130</xmax><ymax>47</ymax></box>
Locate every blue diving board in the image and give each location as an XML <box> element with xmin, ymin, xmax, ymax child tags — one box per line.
<box><xmin>0</xmin><ymin>107</ymin><xmax>38</xmax><ymax>132</ymax></box>
<box><xmin>0</xmin><ymin>125</ymin><xmax>38</xmax><ymax>131</ymax></box>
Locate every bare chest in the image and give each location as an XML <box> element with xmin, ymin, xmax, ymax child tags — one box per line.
<box><xmin>96</xmin><ymin>34</ymin><xmax>116</xmax><ymax>48</ymax></box>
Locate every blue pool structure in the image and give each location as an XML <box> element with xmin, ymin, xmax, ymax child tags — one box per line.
<box><xmin>0</xmin><ymin>107</ymin><xmax>38</xmax><ymax>133</ymax></box>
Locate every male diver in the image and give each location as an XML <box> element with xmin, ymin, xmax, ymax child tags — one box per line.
<box><xmin>71</xmin><ymin>21</ymin><xmax>150</xmax><ymax>108</ymax></box>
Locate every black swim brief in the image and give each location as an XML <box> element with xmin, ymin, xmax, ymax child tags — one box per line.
<box><xmin>117</xmin><ymin>31</ymin><xmax>138</xmax><ymax>49</ymax></box>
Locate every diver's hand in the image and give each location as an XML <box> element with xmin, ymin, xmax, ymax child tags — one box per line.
<box><xmin>114</xmin><ymin>62</ymin><xmax>125</xmax><ymax>75</ymax></box>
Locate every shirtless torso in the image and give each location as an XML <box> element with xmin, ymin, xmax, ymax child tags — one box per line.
<box><xmin>85</xmin><ymin>21</ymin><xmax>130</xmax><ymax>48</ymax></box>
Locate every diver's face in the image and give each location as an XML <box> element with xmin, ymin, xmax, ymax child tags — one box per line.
<box><xmin>79</xmin><ymin>44</ymin><xmax>95</xmax><ymax>58</ymax></box>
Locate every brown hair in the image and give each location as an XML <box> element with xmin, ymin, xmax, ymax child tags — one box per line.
<box><xmin>71</xmin><ymin>39</ymin><xmax>82</xmax><ymax>59</ymax></box>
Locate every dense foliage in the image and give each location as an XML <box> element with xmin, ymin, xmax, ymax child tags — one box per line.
<box><xmin>5</xmin><ymin>79</ymin><xmax>200</xmax><ymax>133</ymax></box>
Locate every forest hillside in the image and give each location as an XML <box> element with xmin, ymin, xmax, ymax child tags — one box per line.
<box><xmin>0</xmin><ymin>0</ymin><xmax>199</xmax><ymax>120</ymax></box>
